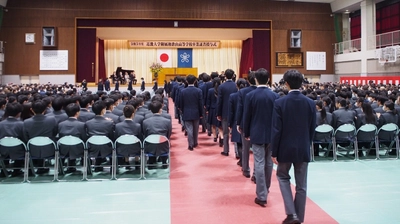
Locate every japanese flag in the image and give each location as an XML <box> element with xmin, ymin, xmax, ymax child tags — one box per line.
<box><xmin>157</xmin><ymin>49</ymin><xmax>172</xmax><ymax>68</ymax></box>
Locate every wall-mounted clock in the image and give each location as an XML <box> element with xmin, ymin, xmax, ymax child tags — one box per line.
<box><xmin>25</xmin><ymin>33</ymin><xmax>35</xmax><ymax>44</ymax></box>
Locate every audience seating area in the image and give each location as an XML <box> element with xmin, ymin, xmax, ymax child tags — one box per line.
<box><xmin>0</xmin><ymin>134</ymin><xmax>170</xmax><ymax>183</ymax></box>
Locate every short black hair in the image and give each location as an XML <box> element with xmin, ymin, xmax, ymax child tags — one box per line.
<box><xmin>283</xmin><ymin>69</ymin><xmax>303</xmax><ymax>89</ymax></box>
<box><xmin>186</xmin><ymin>74</ymin><xmax>196</xmax><ymax>84</ymax></box>
<box><xmin>123</xmin><ymin>105</ymin><xmax>135</xmax><ymax>118</ymax></box>
<box><xmin>224</xmin><ymin>69</ymin><xmax>235</xmax><ymax>79</ymax></box>
<box><xmin>52</xmin><ymin>96</ymin><xmax>65</xmax><ymax>111</ymax></box>
<box><xmin>92</xmin><ymin>100</ymin><xmax>106</xmax><ymax>115</ymax></box>
<box><xmin>65</xmin><ymin>103</ymin><xmax>80</xmax><ymax>117</ymax></box>
<box><xmin>31</xmin><ymin>100</ymin><xmax>47</xmax><ymax>114</ymax></box>
<box><xmin>5</xmin><ymin>102</ymin><xmax>23</xmax><ymax>117</ymax></box>
<box><xmin>149</xmin><ymin>100</ymin><xmax>162</xmax><ymax>113</ymax></box>
<box><xmin>255</xmin><ymin>68</ymin><xmax>269</xmax><ymax>85</ymax></box>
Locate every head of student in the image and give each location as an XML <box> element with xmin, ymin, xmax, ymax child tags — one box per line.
<box><xmin>92</xmin><ymin>100</ymin><xmax>106</xmax><ymax>115</ymax></box>
<box><xmin>224</xmin><ymin>69</ymin><xmax>235</xmax><ymax>80</ymax></box>
<box><xmin>186</xmin><ymin>74</ymin><xmax>196</xmax><ymax>85</ymax></box>
<box><xmin>123</xmin><ymin>105</ymin><xmax>135</xmax><ymax>119</ymax></box>
<box><xmin>65</xmin><ymin>103</ymin><xmax>80</xmax><ymax>118</ymax></box>
<box><xmin>255</xmin><ymin>68</ymin><xmax>270</xmax><ymax>85</ymax></box>
<box><xmin>283</xmin><ymin>69</ymin><xmax>304</xmax><ymax>89</ymax></box>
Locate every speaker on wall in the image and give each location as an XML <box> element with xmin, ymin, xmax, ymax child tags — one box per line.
<box><xmin>0</xmin><ymin>0</ymin><xmax>7</xmax><ymax>7</ymax></box>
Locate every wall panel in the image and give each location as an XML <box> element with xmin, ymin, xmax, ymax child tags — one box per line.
<box><xmin>1</xmin><ymin>0</ymin><xmax>335</xmax><ymax>77</ymax></box>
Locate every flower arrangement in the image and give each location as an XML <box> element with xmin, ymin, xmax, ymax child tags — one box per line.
<box><xmin>149</xmin><ymin>62</ymin><xmax>163</xmax><ymax>74</ymax></box>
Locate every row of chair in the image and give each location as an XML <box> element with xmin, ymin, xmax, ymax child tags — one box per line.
<box><xmin>312</xmin><ymin>123</ymin><xmax>400</xmax><ymax>161</ymax></box>
<box><xmin>0</xmin><ymin>134</ymin><xmax>170</xmax><ymax>183</ymax></box>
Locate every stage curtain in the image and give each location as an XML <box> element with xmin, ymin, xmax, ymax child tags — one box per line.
<box><xmin>252</xmin><ymin>30</ymin><xmax>271</xmax><ymax>75</ymax></box>
<box><xmin>98</xmin><ymin>39</ymin><xmax>107</xmax><ymax>82</ymax></box>
<box><xmin>104</xmin><ymin>40</ymin><xmax>241</xmax><ymax>82</ymax></box>
<box><xmin>239</xmin><ymin>38</ymin><xmax>253</xmax><ymax>78</ymax></box>
<box><xmin>192</xmin><ymin>40</ymin><xmax>242</xmax><ymax>75</ymax></box>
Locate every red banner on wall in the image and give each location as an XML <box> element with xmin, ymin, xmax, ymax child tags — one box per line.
<box><xmin>340</xmin><ymin>76</ymin><xmax>400</xmax><ymax>85</ymax></box>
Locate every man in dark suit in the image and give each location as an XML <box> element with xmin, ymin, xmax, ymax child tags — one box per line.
<box><xmin>236</xmin><ymin>72</ymin><xmax>257</xmax><ymax>179</ymax></box>
<box><xmin>217</xmin><ymin>69</ymin><xmax>237</xmax><ymax>156</ymax></box>
<box><xmin>97</xmin><ymin>79</ymin><xmax>104</xmax><ymax>92</ymax></box>
<box><xmin>46</xmin><ymin>96</ymin><xmax>68</xmax><ymax>124</ymax></box>
<box><xmin>142</xmin><ymin>100</ymin><xmax>172</xmax><ymax>170</ymax></box>
<box><xmin>58</xmin><ymin>103</ymin><xmax>87</xmax><ymax>172</ymax></box>
<box><xmin>271</xmin><ymin>70</ymin><xmax>316</xmax><ymax>224</ymax></box>
<box><xmin>115</xmin><ymin>105</ymin><xmax>142</xmax><ymax>169</ymax></box>
<box><xmin>78</xmin><ymin>95</ymin><xmax>95</xmax><ymax>122</ymax></box>
<box><xmin>85</xmin><ymin>100</ymin><xmax>115</xmax><ymax>172</ymax></box>
<box><xmin>0</xmin><ymin>102</ymin><xmax>25</xmax><ymax>176</ymax></box>
<box><xmin>179</xmin><ymin>74</ymin><xmax>203</xmax><ymax>150</ymax></box>
<box><xmin>140</xmin><ymin>77</ymin><xmax>145</xmax><ymax>92</ymax></box>
<box><xmin>105</xmin><ymin>78</ymin><xmax>111</xmax><ymax>92</ymax></box>
<box><xmin>103</xmin><ymin>98</ymin><xmax>119</xmax><ymax>124</ymax></box>
<box><xmin>23</xmin><ymin>100</ymin><xmax>58</xmax><ymax>174</ymax></box>
<box><xmin>243</xmin><ymin>68</ymin><xmax>278</xmax><ymax>208</ymax></box>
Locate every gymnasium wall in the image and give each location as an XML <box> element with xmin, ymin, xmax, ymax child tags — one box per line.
<box><xmin>0</xmin><ymin>0</ymin><xmax>335</xmax><ymax>82</ymax></box>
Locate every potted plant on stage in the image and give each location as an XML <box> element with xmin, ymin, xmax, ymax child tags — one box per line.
<box><xmin>150</xmin><ymin>62</ymin><xmax>163</xmax><ymax>79</ymax></box>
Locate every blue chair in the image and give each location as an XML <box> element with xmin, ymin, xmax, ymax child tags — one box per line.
<box><xmin>376</xmin><ymin>123</ymin><xmax>399</xmax><ymax>160</ymax></box>
<box><xmin>333</xmin><ymin>124</ymin><xmax>357</xmax><ymax>161</ymax></box>
<box><xmin>26</xmin><ymin>136</ymin><xmax>58</xmax><ymax>182</ymax></box>
<box><xmin>0</xmin><ymin>137</ymin><xmax>28</xmax><ymax>182</ymax></box>
<box><xmin>354</xmin><ymin>124</ymin><xmax>378</xmax><ymax>160</ymax></box>
<box><xmin>114</xmin><ymin>134</ymin><xmax>143</xmax><ymax>179</ymax></box>
<box><xmin>311</xmin><ymin>124</ymin><xmax>334</xmax><ymax>161</ymax></box>
<box><xmin>57</xmin><ymin>136</ymin><xmax>87</xmax><ymax>181</ymax></box>
<box><xmin>143</xmin><ymin>134</ymin><xmax>170</xmax><ymax>179</ymax></box>
<box><xmin>85</xmin><ymin>136</ymin><xmax>115</xmax><ymax>180</ymax></box>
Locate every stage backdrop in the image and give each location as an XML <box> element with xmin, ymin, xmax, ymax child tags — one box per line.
<box><xmin>104</xmin><ymin>40</ymin><xmax>241</xmax><ymax>83</ymax></box>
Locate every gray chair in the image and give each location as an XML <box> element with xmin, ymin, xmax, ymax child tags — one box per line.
<box><xmin>26</xmin><ymin>136</ymin><xmax>58</xmax><ymax>182</ymax></box>
<box><xmin>355</xmin><ymin>124</ymin><xmax>378</xmax><ymax>160</ymax></box>
<box><xmin>0</xmin><ymin>137</ymin><xmax>28</xmax><ymax>182</ymax></box>
<box><xmin>376</xmin><ymin>123</ymin><xmax>399</xmax><ymax>159</ymax></box>
<box><xmin>311</xmin><ymin>124</ymin><xmax>334</xmax><ymax>161</ymax></box>
<box><xmin>143</xmin><ymin>134</ymin><xmax>170</xmax><ymax>179</ymax></box>
<box><xmin>85</xmin><ymin>136</ymin><xmax>115</xmax><ymax>180</ymax></box>
<box><xmin>57</xmin><ymin>136</ymin><xmax>88</xmax><ymax>181</ymax></box>
<box><xmin>333</xmin><ymin>124</ymin><xmax>357</xmax><ymax>161</ymax></box>
<box><xmin>114</xmin><ymin>134</ymin><xmax>143</xmax><ymax>179</ymax></box>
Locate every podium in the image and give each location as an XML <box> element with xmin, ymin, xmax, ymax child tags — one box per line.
<box><xmin>157</xmin><ymin>68</ymin><xmax>198</xmax><ymax>83</ymax></box>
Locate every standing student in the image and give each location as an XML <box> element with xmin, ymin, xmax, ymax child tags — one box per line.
<box><xmin>179</xmin><ymin>74</ymin><xmax>203</xmax><ymax>150</ymax></box>
<box><xmin>217</xmin><ymin>69</ymin><xmax>237</xmax><ymax>156</ymax></box>
<box><xmin>271</xmin><ymin>69</ymin><xmax>316</xmax><ymax>224</ymax></box>
<box><xmin>243</xmin><ymin>68</ymin><xmax>278</xmax><ymax>208</ymax></box>
<box><xmin>140</xmin><ymin>77</ymin><xmax>145</xmax><ymax>92</ymax></box>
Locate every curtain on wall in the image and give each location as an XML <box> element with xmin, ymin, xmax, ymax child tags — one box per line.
<box><xmin>104</xmin><ymin>40</ymin><xmax>242</xmax><ymax>83</ymax></box>
<box><xmin>239</xmin><ymin>38</ymin><xmax>253</xmax><ymax>77</ymax></box>
<box><xmin>98</xmin><ymin>39</ymin><xmax>106</xmax><ymax>81</ymax></box>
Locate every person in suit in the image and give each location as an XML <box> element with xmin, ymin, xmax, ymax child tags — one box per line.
<box><xmin>58</xmin><ymin>103</ymin><xmax>87</xmax><ymax>173</ymax></box>
<box><xmin>81</xmin><ymin>79</ymin><xmax>88</xmax><ymax>92</ymax></box>
<box><xmin>140</xmin><ymin>77</ymin><xmax>145</xmax><ymax>92</ymax></box>
<box><xmin>332</xmin><ymin>97</ymin><xmax>356</xmax><ymax>129</ymax></box>
<box><xmin>104</xmin><ymin>78</ymin><xmax>111</xmax><ymax>92</ymax></box>
<box><xmin>206</xmin><ymin>78</ymin><xmax>221</xmax><ymax>143</ymax></box>
<box><xmin>0</xmin><ymin>102</ymin><xmax>25</xmax><ymax>176</ymax></box>
<box><xmin>271</xmin><ymin>69</ymin><xmax>316</xmax><ymax>224</ymax></box>
<box><xmin>313</xmin><ymin>100</ymin><xmax>333</xmax><ymax>156</ymax></box>
<box><xmin>78</xmin><ymin>95</ymin><xmax>95</xmax><ymax>122</ymax></box>
<box><xmin>152</xmin><ymin>79</ymin><xmax>158</xmax><ymax>92</ymax></box>
<box><xmin>355</xmin><ymin>102</ymin><xmax>377</xmax><ymax>129</ymax></box>
<box><xmin>217</xmin><ymin>69</ymin><xmax>238</xmax><ymax>156</ymax></box>
<box><xmin>115</xmin><ymin>105</ymin><xmax>142</xmax><ymax>169</ymax></box>
<box><xmin>127</xmin><ymin>73</ymin><xmax>133</xmax><ymax>91</ymax></box>
<box><xmin>236</xmin><ymin>71</ymin><xmax>257</xmax><ymax>179</ymax></box>
<box><xmin>144</xmin><ymin>94</ymin><xmax>171</xmax><ymax>121</ymax></box>
<box><xmin>103</xmin><ymin>98</ymin><xmax>119</xmax><ymax>124</ymax></box>
<box><xmin>97</xmin><ymin>79</ymin><xmax>104</xmax><ymax>92</ymax></box>
<box><xmin>178</xmin><ymin>74</ymin><xmax>203</xmax><ymax>150</ymax></box>
<box><xmin>23</xmin><ymin>100</ymin><xmax>58</xmax><ymax>174</ymax></box>
<box><xmin>142</xmin><ymin>100</ymin><xmax>172</xmax><ymax>170</ymax></box>
<box><xmin>85</xmin><ymin>100</ymin><xmax>115</xmax><ymax>172</ymax></box>
<box><xmin>373</xmin><ymin>96</ymin><xmax>387</xmax><ymax>114</ymax></box>
<box><xmin>243</xmin><ymin>68</ymin><xmax>279</xmax><ymax>208</ymax></box>
<box><xmin>229</xmin><ymin>78</ymin><xmax>246</xmax><ymax>165</ymax></box>
<box><xmin>46</xmin><ymin>96</ymin><xmax>68</xmax><ymax>124</ymax></box>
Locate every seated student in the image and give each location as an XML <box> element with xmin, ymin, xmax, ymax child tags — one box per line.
<box><xmin>332</xmin><ymin>97</ymin><xmax>356</xmax><ymax>129</ymax></box>
<box><xmin>85</xmin><ymin>100</ymin><xmax>115</xmax><ymax>172</ymax></box>
<box><xmin>0</xmin><ymin>102</ymin><xmax>25</xmax><ymax>177</ymax></box>
<box><xmin>0</xmin><ymin>98</ymin><xmax>6</xmax><ymax>119</ymax></box>
<box><xmin>58</xmin><ymin>103</ymin><xmax>87</xmax><ymax>172</ymax></box>
<box><xmin>144</xmin><ymin>94</ymin><xmax>171</xmax><ymax>121</ymax></box>
<box><xmin>23</xmin><ymin>100</ymin><xmax>58</xmax><ymax>174</ymax></box>
<box><xmin>46</xmin><ymin>96</ymin><xmax>68</xmax><ymax>124</ymax></box>
<box><xmin>78</xmin><ymin>95</ymin><xmax>95</xmax><ymax>122</ymax></box>
<box><xmin>142</xmin><ymin>100</ymin><xmax>172</xmax><ymax>169</ymax></box>
<box><xmin>377</xmin><ymin>101</ymin><xmax>399</xmax><ymax>155</ymax></box>
<box><xmin>115</xmin><ymin>105</ymin><xmax>142</xmax><ymax>170</ymax></box>
<box><xmin>103</xmin><ymin>98</ymin><xmax>119</xmax><ymax>124</ymax></box>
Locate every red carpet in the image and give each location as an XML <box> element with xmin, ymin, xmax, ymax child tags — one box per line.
<box><xmin>168</xmin><ymin>99</ymin><xmax>337</xmax><ymax>224</ymax></box>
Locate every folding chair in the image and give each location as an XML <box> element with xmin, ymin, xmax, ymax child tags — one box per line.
<box><xmin>376</xmin><ymin>123</ymin><xmax>399</xmax><ymax>160</ymax></box>
<box><xmin>355</xmin><ymin>124</ymin><xmax>378</xmax><ymax>160</ymax></box>
<box><xmin>85</xmin><ymin>136</ymin><xmax>115</xmax><ymax>180</ymax></box>
<box><xmin>114</xmin><ymin>134</ymin><xmax>143</xmax><ymax>179</ymax></box>
<box><xmin>311</xmin><ymin>124</ymin><xmax>334</xmax><ymax>161</ymax></box>
<box><xmin>0</xmin><ymin>137</ymin><xmax>28</xmax><ymax>182</ymax></box>
<box><xmin>26</xmin><ymin>136</ymin><xmax>58</xmax><ymax>182</ymax></box>
<box><xmin>333</xmin><ymin>124</ymin><xmax>357</xmax><ymax>161</ymax></box>
<box><xmin>143</xmin><ymin>134</ymin><xmax>170</xmax><ymax>179</ymax></box>
<box><xmin>57</xmin><ymin>136</ymin><xmax>88</xmax><ymax>181</ymax></box>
